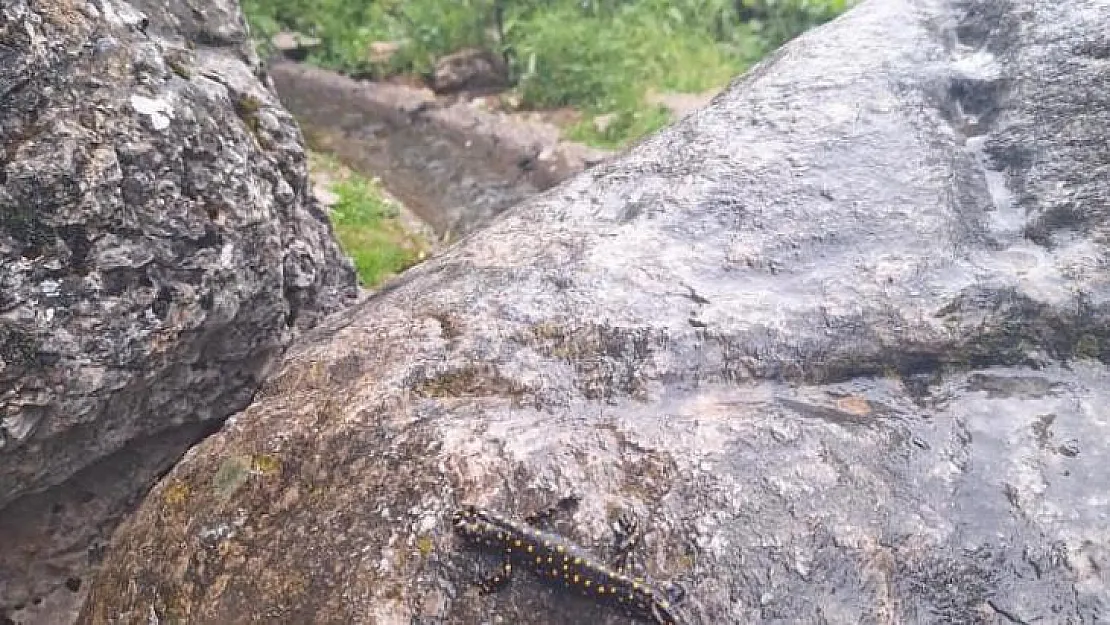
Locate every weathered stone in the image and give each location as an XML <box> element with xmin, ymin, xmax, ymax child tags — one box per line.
<box><xmin>431</xmin><ymin>48</ymin><xmax>510</xmax><ymax>95</ymax></box>
<box><xmin>0</xmin><ymin>0</ymin><xmax>357</xmax><ymax>615</ymax></box>
<box><xmin>80</xmin><ymin>0</ymin><xmax>1109</xmax><ymax>623</ymax></box>
<box><xmin>270</xmin><ymin>31</ymin><xmax>321</xmax><ymax>62</ymax></box>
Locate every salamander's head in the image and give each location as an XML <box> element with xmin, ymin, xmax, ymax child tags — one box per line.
<box><xmin>452</xmin><ymin>505</ymin><xmax>479</xmax><ymax>535</ymax></box>
<box><xmin>452</xmin><ymin>505</ymin><xmax>477</xmax><ymax>523</ymax></box>
<box><xmin>453</xmin><ymin>504</ymin><xmax>504</xmax><ymax>543</ymax></box>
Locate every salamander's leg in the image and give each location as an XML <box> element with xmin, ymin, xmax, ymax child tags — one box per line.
<box><xmin>476</xmin><ymin>558</ymin><xmax>514</xmax><ymax>595</ymax></box>
<box><xmin>524</xmin><ymin>495</ymin><xmax>580</xmax><ymax>527</ymax></box>
<box><xmin>610</xmin><ymin>511</ymin><xmax>642</xmax><ymax>573</ymax></box>
<box><xmin>662</xmin><ymin>581</ymin><xmax>686</xmax><ymax>604</ymax></box>
<box><xmin>650</xmin><ymin>597</ymin><xmax>685</xmax><ymax>625</ymax></box>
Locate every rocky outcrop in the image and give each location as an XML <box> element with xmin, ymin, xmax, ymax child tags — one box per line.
<box><xmin>80</xmin><ymin>0</ymin><xmax>1109</xmax><ymax>623</ymax></box>
<box><xmin>268</xmin><ymin>61</ymin><xmax>609</xmax><ymax>239</ymax></box>
<box><xmin>0</xmin><ymin>0</ymin><xmax>357</xmax><ymax>616</ymax></box>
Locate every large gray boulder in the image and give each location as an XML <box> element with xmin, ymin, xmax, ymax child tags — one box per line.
<box><xmin>0</xmin><ymin>0</ymin><xmax>358</xmax><ymax>616</ymax></box>
<box><xmin>80</xmin><ymin>0</ymin><xmax>1108</xmax><ymax>623</ymax></box>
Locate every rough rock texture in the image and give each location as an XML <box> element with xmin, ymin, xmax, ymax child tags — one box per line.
<box><xmin>0</xmin><ymin>0</ymin><xmax>358</xmax><ymax>615</ymax></box>
<box><xmin>431</xmin><ymin>48</ymin><xmax>511</xmax><ymax>95</ymax></box>
<box><xmin>81</xmin><ymin>0</ymin><xmax>1109</xmax><ymax>623</ymax></box>
<box><xmin>269</xmin><ymin>60</ymin><xmax>609</xmax><ymax>239</ymax></box>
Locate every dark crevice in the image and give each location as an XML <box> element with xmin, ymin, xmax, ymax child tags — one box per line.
<box><xmin>0</xmin><ymin>419</ymin><xmax>226</xmax><ymax>613</ymax></box>
<box><xmin>949</xmin><ymin>0</ymin><xmax>1023</xmax><ymax>54</ymax></box>
<box><xmin>1023</xmin><ymin>203</ymin><xmax>1089</xmax><ymax>247</ymax></box>
<box><xmin>152</xmin><ymin>285</ymin><xmax>174</xmax><ymax>319</ymax></box>
<box><xmin>195</xmin><ymin>223</ymin><xmax>224</xmax><ymax>248</ymax></box>
<box><xmin>947</xmin><ymin>76</ymin><xmax>1010</xmax><ymax>136</ymax></box>
<box><xmin>55</xmin><ymin>225</ymin><xmax>93</xmax><ymax>275</ymax></box>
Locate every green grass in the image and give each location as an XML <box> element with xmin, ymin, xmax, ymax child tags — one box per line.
<box><xmin>243</xmin><ymin>0</ymin><xmax>853</xmax><ymax>148</ymax></box>
<box><xmin>242</xmin><ymin>0</ymin><xmax>490</xmax><ymax>77</ymax></box>
<box><xmin>314</xmin><ymin>157</ymin><xmax>427</xmax><ymax>287</ymax></box>
<box><xmin>503</xmin><ymin>2</ymin><xmax>767</xmax><ymax>148</ymax></box>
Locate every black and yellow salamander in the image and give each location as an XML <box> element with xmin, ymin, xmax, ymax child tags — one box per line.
<box><xmin>452</xmin><ymin>503</ymin><xmax>685</xmax><ymax>624</ymax></box>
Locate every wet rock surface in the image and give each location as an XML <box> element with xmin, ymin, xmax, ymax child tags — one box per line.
<box><xmin>0</xmin><ymin>0</ymin><xmax>357</xmax><ymax>617</ymax></box>
<box><xmin>81</xmin><ymin>0</ymin><xmax>1108</xmax><ymax>623</ymax></box>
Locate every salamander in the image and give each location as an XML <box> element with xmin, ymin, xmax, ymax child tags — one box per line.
<box><xmin>452</xmin><ymin>504</ymin><xmax>685</xmax><ymax>624</ymax></box>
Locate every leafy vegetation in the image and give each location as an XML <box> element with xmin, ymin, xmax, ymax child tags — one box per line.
<box><xmin>311</xmin><ymin>153</ymin><xmax>429</xmax><ymax>287</ymax></box>
<box><xmin>243</xmin><ymin>0</ymin><xmax>854</xmax><ymax>147</ymax></box>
